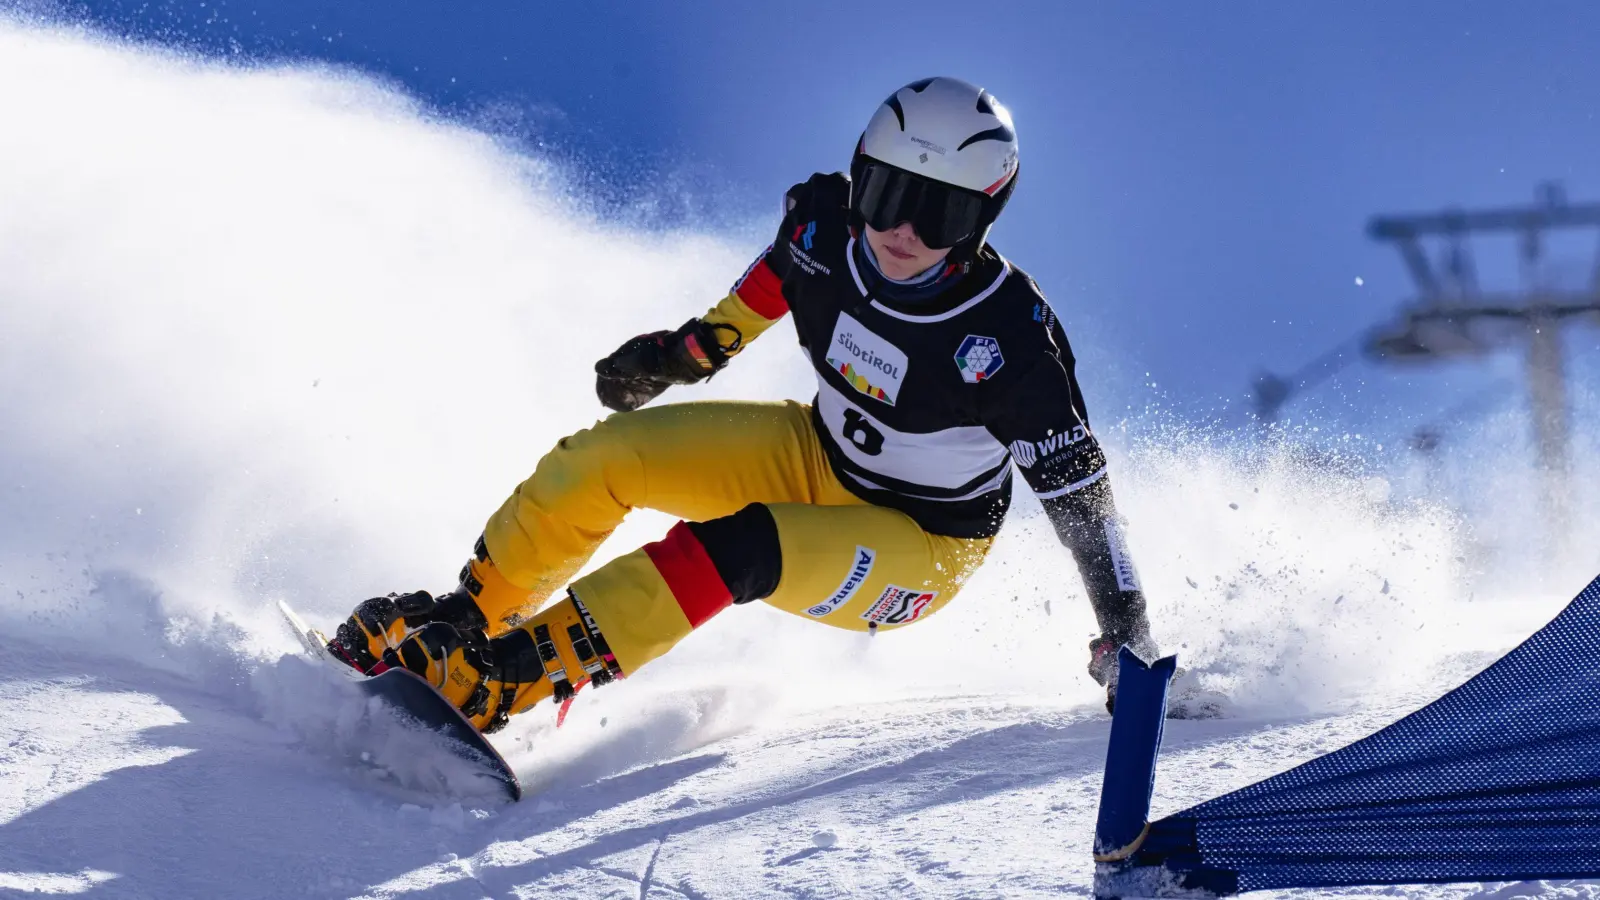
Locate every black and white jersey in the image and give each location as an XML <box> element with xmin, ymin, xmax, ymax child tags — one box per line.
<box><xmin>731</xmin><ymin>173</ymin><xmax>1109</xmax><ymax>540</ymax></box>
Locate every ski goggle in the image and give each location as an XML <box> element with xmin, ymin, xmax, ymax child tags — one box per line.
<box><xmin>853</xmin><ymin>163</ymin><xmax>987</xmax><ymax>250</ymax></box>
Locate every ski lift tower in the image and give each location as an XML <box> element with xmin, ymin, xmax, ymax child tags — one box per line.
<box><xmin>1363</xmin><ymin>182</ymin><xmax>1600</xmax><ymax>541</ymax></box>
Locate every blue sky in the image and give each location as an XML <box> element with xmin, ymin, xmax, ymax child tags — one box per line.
<box><xmin>64</xmin><ymin>0</ymin><xmax>1600</xmax><ymax>444</ymax></box>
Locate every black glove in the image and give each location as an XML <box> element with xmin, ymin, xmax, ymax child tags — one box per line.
<box><xmin>594</xmin><ymin>319</ymin><xmax>737</xmax><ymax>412</ymax></box>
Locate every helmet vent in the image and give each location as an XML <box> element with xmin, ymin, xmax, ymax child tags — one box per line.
<box><xmin>957</xmin><ymin>124</ymin><xmax>1017</xmax><ymax>151</ymax></box>
<box><xmin>906</xmin><ymin>77</ymin><xmax>935</xmax><ymax>93</ymax></box>
<box><xmin>975</xmin><ymin>90</ymin><xmax>996</xmax><ymax>115</ymax></box>
<box><xmin>885</xmin><ymin>94</ymin><xmax>907</xmax><ymax>130</ymax></box>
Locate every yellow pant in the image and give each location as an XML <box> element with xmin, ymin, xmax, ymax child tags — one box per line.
<box><xmin>477</xmin><ymin>400</ymin><xmax>992</xmax><ymax>675</ymax></box>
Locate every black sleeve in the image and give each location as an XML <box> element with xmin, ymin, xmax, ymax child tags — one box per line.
<box><xmin>727</xmin><ymin>173</ymin><xmax>848</xmax><ymax>318</ymax></box>
<box><xmin>772</xmin><ymin>172</ymin><xmax>850</xmax><ymax>280</ymax></box>
<box><xmin>740</xmin><ymin>181</ymin><xmax>807</xmax><ymax>285</ymax></box>
<box><xmin>981</xmin><ymin>319</ymin><xmax>1152</xmax><ymax>649</ymax></box>
<box><xmin>723</xmin><ymin>173</ymin><xmax>844</xmax><ymax>323</ymax></box>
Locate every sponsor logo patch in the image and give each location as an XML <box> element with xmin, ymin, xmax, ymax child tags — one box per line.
<box><xmin>786</xmin><ymin>222</ymin><xmax>831</xmax><ymax>275</ymax></box>
<box><xmin>859</xmin><ymin>584</ymin><xmax>938</xmax><ymax>627</ymax></box>
<box><xmin>792</xmin><ymin>221</ymin><xmax>816</xmax><ymax>251</ymax></box>
<box><xmin>954</xmin><ymin>334</ymin><xmax>1005</xmax><ymax>383</ymax></box>
<box><xmin>806</xmin><ymin>547</ymin><xmax>877</xmax><ymax>618</ymax></box>
<box><xmin>1009</xmin><ymin>425</ymin><xmax>1091</xmax><ymax>469</ymax></box>
<box><xmin>827</xmin><ymin>312</ymin><xmax>909</xmax><ymax>405</ymax></box>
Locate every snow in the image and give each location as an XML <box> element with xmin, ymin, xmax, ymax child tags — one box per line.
<box><xmin>1</xmin><ymin>13</ymin><xmax>1598</xmax><ymax>899</ymax></box>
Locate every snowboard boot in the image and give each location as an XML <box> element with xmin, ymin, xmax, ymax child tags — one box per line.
<box><xmin>327</xmin><ymin>538</ymin><xmax>500</xmax><ymax>674</ymax></box>
<box><xmin>383</xmin><ymin>591</ymin><xmax>622</xmax><ymax>733</ymax></box>
<box><xmin>1088</xmin><ymin>633</ymin><xmax>1159</xmax><ymax>715</ymax></box>
<box><xmin>327</xmin><ymin>588</ymin><xmax>488</xmax><ymax>674</ymax></box>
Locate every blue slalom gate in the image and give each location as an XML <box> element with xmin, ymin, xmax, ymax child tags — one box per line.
<box><xmin>1094</xmin><ymin>573</ymin><xmax>1600</xmax><ymax>898</ymax></box>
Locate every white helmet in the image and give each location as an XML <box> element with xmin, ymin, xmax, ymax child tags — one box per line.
<box><xmin>850</xmin><ymin>77</ymin><xmax>1019</xmax><ymax>261</ymax></box>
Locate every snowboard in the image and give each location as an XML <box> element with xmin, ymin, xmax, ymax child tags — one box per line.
<box><xmin>276</xmin><ymin>600</ymin><xmax>523</xmax><ymax>801</ymax></box>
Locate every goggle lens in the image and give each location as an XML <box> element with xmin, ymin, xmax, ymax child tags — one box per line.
<box><xmin>854</xmin><ymin>164</ymin><xmax>985</xmax><ymax>250</ymax></box>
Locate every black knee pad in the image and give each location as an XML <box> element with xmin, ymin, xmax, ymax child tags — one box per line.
<box><xmin>686</xmin><ymin>504</ymin><xmax>782</xmax><ymax>604</ymax></box>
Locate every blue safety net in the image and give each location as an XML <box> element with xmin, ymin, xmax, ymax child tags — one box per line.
<box><xmin>1107</xmin><ymin>573</ymin><xmax>1600</xmax><ymax>896</ymax></box>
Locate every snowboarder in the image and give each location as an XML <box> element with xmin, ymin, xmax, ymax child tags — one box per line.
<box><xmin>328</xmin><ymin>76</ymin><xmax>1158</xmax><ymax>732</ymax></box>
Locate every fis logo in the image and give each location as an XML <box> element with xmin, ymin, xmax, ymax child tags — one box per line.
<box><xmin>953</xmin><ymin>334</ymin><xmax>1005</xmax><ymax>383</ymax></box>
<box><xmin>792</xmin><ymin>221</ymin><xmax>817</xmax><ymax>251</ymax></box>
<box><xmin>1009</xmin><ymin>425</ymin><xmax>1091</xmax><ymax>468</ymax></box>
<box><xmin>807</xmin><ymin>547</ymin><xmax>877</xmax><ymax>617</ymax></box>
<box><xmin>860</xmin><ymin>585</ymin><xmax>938</xmax><ymax>627</ymax></box>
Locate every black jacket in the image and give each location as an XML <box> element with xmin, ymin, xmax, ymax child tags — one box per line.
<box><xmin>727</xmin><ymin>172</ymin><xmax>1151</xmax><ymax>645</ymax></box>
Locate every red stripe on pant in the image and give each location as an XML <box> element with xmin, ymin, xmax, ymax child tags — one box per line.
<box><xmin>644</xmin><ymin>522</ymin><xmax>734</xmax><ymax>628</ymax></box>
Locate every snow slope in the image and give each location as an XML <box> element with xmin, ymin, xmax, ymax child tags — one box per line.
<box><xmin>1</xmin><ymin>16</ymin><xmax>1597</xmax><ymax>899</ymax></box>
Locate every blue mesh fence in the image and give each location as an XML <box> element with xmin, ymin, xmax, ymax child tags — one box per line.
<box><xmin>1102</xmin><ymin>573</ymin><xmax>1600</xmax><ymax>896</ymax></box>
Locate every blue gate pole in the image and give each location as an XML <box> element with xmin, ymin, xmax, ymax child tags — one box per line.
<box><xmin>1094</xmin><ymin>648</ymin><xmax>1177</xmax><ymax>863</ymax></box>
